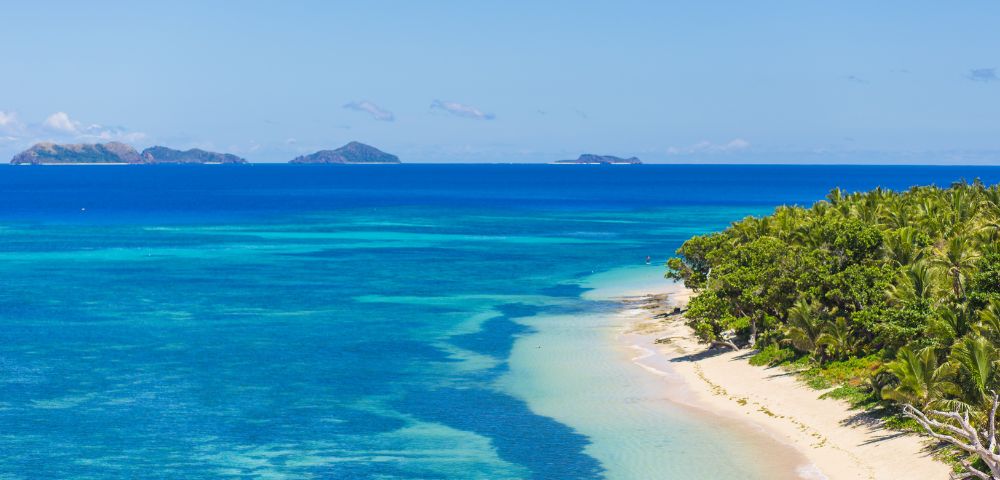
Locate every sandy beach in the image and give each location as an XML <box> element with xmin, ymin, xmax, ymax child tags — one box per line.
<box><xmin>504</xmin><ymin>266</ymin><xmax>816</xmax><ymax>479</ymax></box>
<box><xmin>617</xmin><ymin>282</ymin><xmax>952</xmax><ymax>480</ymax></box>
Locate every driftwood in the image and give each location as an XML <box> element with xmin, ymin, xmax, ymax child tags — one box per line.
<box><xmin>711</xmin><ymin>339</ymin><xmax>740</xmax><ymax>351</ymax></box>
<box><xmin>904</xmin><ymin>394</ymin><xmax>1000</xmax><ymax>480</ymax></box>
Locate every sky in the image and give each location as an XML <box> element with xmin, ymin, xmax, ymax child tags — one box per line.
<box><xmin>1</xmin><ymin>1</ymin><xmax>999</xmax><ymax>164</ymax></box>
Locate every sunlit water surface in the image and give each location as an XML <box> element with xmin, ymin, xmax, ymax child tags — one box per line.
<box><xmin>2</xmin><ymin>164</ymin><xmax>999</xmax><ymax>478</ymax></box>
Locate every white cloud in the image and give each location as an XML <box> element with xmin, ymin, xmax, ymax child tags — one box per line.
<box><xmin>0</xmin><ymin>111</ymin><xmax>27</xmax><ymax>148</ymax></box>
<box><xmin>43</xmin><ymin>111</ymin><xmax>80</xmax><ymax>134</ymax></box>
<box><xmin>0</xmin><ymin>110</ymin><xmax>19</xmax><ymax>128</ymax></box>
<box><xmin>343</xmin><ymin>100</ymin><xmax>395</xmax><ymax>121</ymax></box>
<box><xmin>667</xmin><ymin>138</ymin><xmax>751</xmax><ymax>155</ymax></box>
<box><xmin>0</xmin><ymin>111</ymin><xmax>148</xmax><ymax>161</ymax></box>
<box><xmin>39</xmin><ymin>111</ymin><xmax>145</xmax><ymax>143</ymax></box>
<box><xmin>431</xmin><ymin>100</ymin><xmax>495</xmax><ymax>120</ymax></box>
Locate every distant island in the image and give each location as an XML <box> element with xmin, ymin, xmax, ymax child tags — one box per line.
<box><xmin>554</xmin><ymin>154</ymin><xmax>641</xmax><ymax>165</ymax></box>
<box><xmin>8</xmin><ymin>142</ymin><xmax>646</xmax><ymax>166</ymax></box>
<box><xmin>10</xmin><ymin>142</ymin><xmax>246</xmax><ymax>165</ymax></box>
<box><xmin>289</xmin><ymin>142</ymin><xmax>400</xmax><ymax>164</ymax></box>
<box><xmin>11</xmin><ymin>142</ymin><xmax>142</xmax><ymax>165</ymax></box>
<box><xmin>140</xmin><ymin>146</ymin><xmax>247</xmax><ymax>164</ymax></box>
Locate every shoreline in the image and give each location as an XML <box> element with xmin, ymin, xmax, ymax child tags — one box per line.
<box><xmin>503</xmin><ymin>265</ymin><xmax>813</xmax><ymax>479</ymax></box>
<box><xmin>616</xmin><ymin>283</ymin><xmax>951</xmax><ymax>480</ymax></box>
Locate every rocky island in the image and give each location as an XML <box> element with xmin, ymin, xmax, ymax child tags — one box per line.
<box><xmin>10</xmin><ymin>142</ymin><xmax>247</xmax><ymax>165</ymax></box>
<box><xmin>289</xmin><ymin>142</ymin><xmax>400</xmax><ymax>164</ymax></box>
<box><xmin>554</xmin><ymin>154</ymin><xmax>641</xmax><ymax>165</ymax></box>
<box><xmin>140</xmin><ymin>146</ymin><xmax>247</xmax><ymax>164</ymax></box>
<box><xmin>11</xmin><ymin>142</ymin><xmax>142</xmax><ymax>165</ymax></box>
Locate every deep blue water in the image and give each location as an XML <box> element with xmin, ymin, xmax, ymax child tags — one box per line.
<box><xmin>2</xmin><ymin>164</ymin><xmax>999</xmax><ymax>479</ymax></box>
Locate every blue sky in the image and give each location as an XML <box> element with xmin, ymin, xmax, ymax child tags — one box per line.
<box><xmin>1</xmin><ymin>1</ymin><xmax>999</xmax><ymax>163</ymax></box>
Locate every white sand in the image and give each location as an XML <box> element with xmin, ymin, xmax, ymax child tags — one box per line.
<box><xmin>619</xmin><ymin>283</ymin><xmax>951</xmax><ymax>480</ymax></box>
<box><xmin>504</xmin><ymin>266</ymin><xmax>814</xmax><ymax>479</ymax></box>
<box><xmin>502</xmin><ymin>298</ymin><xmax>811</xmax><ymax>479</ymax></box>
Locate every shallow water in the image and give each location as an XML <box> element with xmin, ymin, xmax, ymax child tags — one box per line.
<box><xmin>2</xmin><ymin>164</ymin><xmax>1000</xmax><ymax>478</ymax></box>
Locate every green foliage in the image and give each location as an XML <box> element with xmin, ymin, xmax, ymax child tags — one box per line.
<box><xmin>855</xmin><ymin>305</ymin><xmax>932</xmax><ymax>354</ymax></box>
<box><xmin>786</xmin><ymin>299</ymin><xmax>824</xmax><ymax>355</ymax></box>
<box><xmin>881</xmin><ymin>411</ymin><xmax>921</xmax><ymax>431</ymax></box>
<box><xmin>668</xmin><ymin>181</ymin><xmax>1000</xmax><ymax>421</ymax></box>
<box><xmin>665</xmin><ymin>233</ymin><xmax>728</xmax><ymax>289</ymax></box>
<box><xmin>949</xmin><ymin>335</ymin><xmax>999</xmax><ymax>406</ymax></box>
<box><xmin>881</xmin><ymin>347</ymin><xmax>959</xmax><ymax>409</ymax></box>
<box><xmin>969</xmin><ymin>252</ymin><xmax>1000</xmax><ymax>307</ymax></box>
<box><xmin>817</xmin><ymin>317</ymin><xmax>861</xmax><ymax>361</ymax></box>
<box><xmin>749</xmin><ymin>344</ymin><xmax>798</xmax><ymax>366</ymax></box>
<box><xmin>820</xmin><ymin>384</ymin><xmax>878</xmax><ymax>409</ymax></box>
<box><xmin>802</xmin><ymin>356</ymin><xmax>882</xmax><ymax>389</ymax></box>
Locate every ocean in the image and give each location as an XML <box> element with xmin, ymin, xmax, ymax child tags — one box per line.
<box><xmin>2</xmin><ymin>164</ymin><xmax>999</xmax><ymax>479</ymax></box>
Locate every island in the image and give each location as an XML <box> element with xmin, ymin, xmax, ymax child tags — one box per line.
<box><xmin>140</xmin><ymin>146</ymin><xmax>247</xmax><ymax>164</ymax></box>
<box><xmin>10</xmin><ymin>142</ymin><xmax>247</xmax><ymax>165</ymax></box>
<box><xmin>553</xmin><ymin>154</ymin><xmax>641</xmax><ymax>164</ymax></box>
<box><xmin>289</xmin><ymin>142</ymin><xmax>400</xmax><ymax>164</ymax></box>
<box><xmin>11</xmin><ymin>142</ymin><xmax>142</xmax><ymax>165</ymax></box>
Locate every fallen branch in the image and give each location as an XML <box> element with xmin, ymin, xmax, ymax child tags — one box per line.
<box><xmin>710</xmin><ymin>339</ymin><xmax>740</xmax><ymax>351</ymax></box>
<box><xmin>904</xmin><ymin>394</ymin><xmax>1000</xmax><ymax>480</ymax></box>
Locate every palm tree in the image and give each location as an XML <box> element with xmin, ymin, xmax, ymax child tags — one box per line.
<box><xmin>929</xmin><ymin>235</ymin><xmax>981</xmax><ymax>299</ymax></box>
<box><xmin>855</xmin><ymin>191</ymin><xmax>884</xmax><ymax>225</ymax></box>
<box><xmin>949</xmin><ymin>335</ymin><xmax>998</xmax><ymax>407</ymax></box>
<box><xmin>915</xmin><ymin>198</ymin><xmax>946</xmax><ymax>239</ymax></box>
<box><xmin>667</xmin><ymin>181</ymin><xmax>1000</xmax><ymax>432</ymax></box>
<box><xmin>826</xmin><ymin>187</ymin><xmax>844</xmax><ymax>206</ymax></box>
<box><xmin>977</xmin><ymin>299</ymin><xmax>1000</xmax><ymax>343</ymax></box>
<box><xmin>975</xmin><ymin>218</ymin><xmax>1000</xmax><ymax>247</ymax></box>
<box><xmin>792</xmin><ymin>222</ymin><xmax>826</xmax><ymax>250</ymax></box>
<box><xmin>786</xmin><ymin>299</ymin><xmax>825</xmax><ymax>357</ymax></box>
<box><xmin>882</xmin><ymin>227</ymin><xmax>928</xmax><ymax>267</ymax></box>
<box><xmin>881</xmin><ymin>346</ymin><xmax>960</xmax><ymax>409</ymax></box>
<box><xmin>770</xmin><ymin>206</ymin><xmax>805</xmax><ymax>242</ymax></box>
<box><xmin>887</xmin><ymin>261</ymin><xmax>939</xmax><ymax>305</ymax></box>
<box><xmin>945</xmin><ymin>183</ymin><xmax>980</xmax><ymax>236</ymax></box>
<box><xmin>932</xmin><ymin>305</ymin><xmax>976</xmax><ymax>344</ymax></box>
<box><xmin>881</xmin><ymin>200</ymin><xmax>914</xmax><ymax>230</ymax></box>
<box><xmin>817</xmin><ymin>317</ymin><xmax>859</xmax><ymax>360</ymax></box>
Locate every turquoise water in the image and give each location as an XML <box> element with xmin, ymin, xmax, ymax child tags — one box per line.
<box><xmin>3</xmin><ymin>165</ymin><xmax>1000</xmax><ymax>478</ymax></box>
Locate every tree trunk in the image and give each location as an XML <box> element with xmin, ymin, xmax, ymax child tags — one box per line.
<box><xmin>904</xmin><ymin>395</ymin><xmax>1000</xmax><ymax>480</ymax></box>
<box><xmin>711</xmin><ymin>340</ymin><xmax>740</xmax><ymax>351</ymax></box>
<box><xmin>952</xmin><ymin>268</ymin><xmax>964</xmax><ymax>299</ymax></box>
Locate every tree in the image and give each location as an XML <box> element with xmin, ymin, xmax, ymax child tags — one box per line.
<box><xmin>932</xmin><ymin>305</ymin><xmax>977</xmax><ymax>346</ymax></box>
<box><xmin>666</xmin><ymin>232</ymin><xmax>729</xmax><ymax>289</ymax></box>
<box><xmin>880</xmin><ymin>346</ymin><xmax>959</xmax><ymax>409</ymax></box>
<box><xmin>931</xmin><ymin>236</ymin><xmax>981</xmax><ymax>300</ymax></box>
<box><xmin>664</xmin><ymin>181</ymin><xmax>1000</xmax><ymax>440</ymax></box>
<box><xmin>887</xmin><ymin>261</ymin><xmax>939</xmax><ymax>306</ymax></box>
<box><xmin>905</xmin><ymin>394</ymin><xmax>1000</xmax><ymax>480</ymax></box>
<box><xmin>786</xmin><ymin>299</ymin><xmax>825</xmax><ymax>356</ymax></box>
<box><xmin>969</xmin><ymin>254</ymin><xmax>1000</xmax><ymax>308</ymax></box>
<box><xmin>951</xmin><ymin>335</ymin><xmax>999</xmax><ymax>407</ymax></box>
<box><xmin>817</xmin><ymin>317</ymin><xmax>859</xmax><ymax>361</ymax></box>
<box><xmin>883</xmin><ymin>227</ymin><xmax>929</xmax><ymax>266</ymax></box>
<box><xmin>979</xmin><ymin>300</ymin><xmax>1000</xmax><ymax>343</ymax></box>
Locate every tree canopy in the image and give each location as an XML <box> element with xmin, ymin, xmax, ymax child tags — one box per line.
<box><xmin>668</xmin><ymin>181</ymin><xmax>1000</xmax><ymax>472</ymax></box>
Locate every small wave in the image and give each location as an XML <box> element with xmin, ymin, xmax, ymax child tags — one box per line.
<box><xmin>796</xmin><ymin>464</ymin><xmax>829</xmax><ymax>480</ymax></box>
<box><xmin>628</xmin><ymin>345</ymin><xmax>671</xmax><ymax>377</ymax></box>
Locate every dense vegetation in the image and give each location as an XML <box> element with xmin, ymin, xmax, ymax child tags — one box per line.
<box><xmin>667</xmin><ymin>181</ymin><xmax>1000</xmax><ymax>472</ymax></box>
